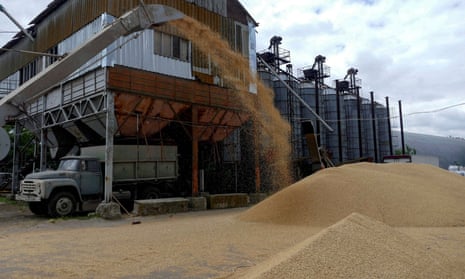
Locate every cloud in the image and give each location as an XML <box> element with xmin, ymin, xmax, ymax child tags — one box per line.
<box><xmin>0</xmin><ymin>1</ymin><xmax>50</xmax><ymax>46</ymax></box>
<box><xmin>245</xmin><ymin>0</ymin><xmax>465</xmax><ymax>138</ymax></box>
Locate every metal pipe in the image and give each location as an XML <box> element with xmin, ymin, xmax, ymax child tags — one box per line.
<box><xmin>398</xmin><ymin>100</ymin><xmax>406</xmax><ymax>155</ymax></box>
<box><xmin>314</xmin><ymin>75</ymin><xmax>321</xmax><ymax>143</ymax></box>
<box><xmin>336</xmin><ymin>84</ymin><xmax>343</xmax><ymax>163</ymax></box>
<box><xmin>385</xmin><ymin>96</ymin><xmax>393</xmax><ymax>155</ymax></box>
<box><xmin>257</xmin><ymin>55</ymin><xmax>334</xmax><ymax>132</ymax></box>
<box><xmin>0</xmin><ymin>47</ymin><xmax>64</xmax><ymax>58</ymax></box>
<box><xmin>370</xmin><ymin>91</ymin><xmax>378</xmax><ymax>162</ymax></box>
<box><xmin>356</xmin><ymin>90</ymin><xmax>363</xmax><ymax>158</ymax></box>
<box><xmin>0</xmin><ymin>4</ymin><xmax>35</xmax><ymax>42</ymax></box>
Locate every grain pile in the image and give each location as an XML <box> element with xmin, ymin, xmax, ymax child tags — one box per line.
<box><xmin>239</xmin><ymin>162</ymin><xmax>465</xmax><ymax>227</ymax></box>
<box><xmin>237</xmin><ymin>213</ymin><xmax>465</xmax><ymax>279</ymax></box>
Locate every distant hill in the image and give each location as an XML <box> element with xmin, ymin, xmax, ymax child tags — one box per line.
<box><xmin>392</xmin><ymin>130</ymin><xmax>465</xmax><ymax>169</ymax></box>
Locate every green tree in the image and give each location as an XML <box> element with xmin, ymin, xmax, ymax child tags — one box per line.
<box><xmin>395</xmin><ymin>145</ymin><xmax>416</xmax><ymax>155</ymax></box>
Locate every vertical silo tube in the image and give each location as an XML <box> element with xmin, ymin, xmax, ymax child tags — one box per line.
<box><xmin>370</xmin><ymin>91</ymin><xmax>378</xmax><ymax>162</ymax></box>
<box><xmin>356</xmin><ymin>90</ymin><xmax>363</xmax><ymax>158</ymax></box>
<box><xmin>385</xmin><ymin>96</ymin><xmax>393</xmax><ymax>155</ymax></box>
<box><xmin>336</xmin><ymin>86</ymin><xmax>343</xmax><ymax>163</ymax></box>
<box><xmin>398</xmin><ymin>100</ymin><xmax>406</xmax><ymax>155</ymax></box>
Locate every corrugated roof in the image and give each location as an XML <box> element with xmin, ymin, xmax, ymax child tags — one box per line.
<box><xmin>29</xmin><ymin>0</ymin><xmax>67</xmax><ymax>25</ymax></box>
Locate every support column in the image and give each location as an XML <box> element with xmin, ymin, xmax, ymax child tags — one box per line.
<box><xmin>356</xmin><ymin>90</ymin><xmax>363</xmax><ymax>158</ymax></box>
<box><xmin>398</xmin><ymin>100</ymin><xmax>406</xmax><ymax>155</ymax></box>
<box><xmin>336</xmin><ymin>86</ymin><xmax>343</xmax><ymax>163</ymax></box>
<box><xmin>11</xmin><ymin>122</ymin><xmax>21</xmax><ymax>195</ymax></box>
<box><xmin>370</xmin><ymin>91</ymin><xmax>378</xmax><ymax>162</ymax></box>
<box><xmin>39</xmin><ymin>128</ymin><xmax>47</xmax><ymax>171</ymax></box>
<box><xmin>104</xmin><ymin>92</ymin><xmax>115</xmax><ymax>203</ymax></box>
<box><xmin>385</xmin><ymin>97</ymin><xmax>393</xmax><ymax>155</ymax></box>
<box><xmin>192</xmin><ymin>106</ymin><xmax>199</xmax><ymax>196</ymax></box>
<box><xmin>40</xmin><ymin>95</ymin><xmax>47</xmax><ymax>171</ymax></box>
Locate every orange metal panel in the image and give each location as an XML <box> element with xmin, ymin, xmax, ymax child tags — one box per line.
<box><xmin>114</xmin><ymin>92</ymin><xmax>190</xmax><ymax>137</ymax></box>
<box><xmin>108</xmin><ymin>66</ymin><xmax>246</xmax><ymax>109</ymax></box>
<box><xmin>109</xmin><ymin>66</ymin><xmax>251</xmax><ymax>141</ymax></box>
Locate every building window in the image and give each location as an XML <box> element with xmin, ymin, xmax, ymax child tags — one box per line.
<box><xmin>234</xmin><ymin>23</ymin><xmax>249</xmax><ymax>57</ymax></box>
<box><xmin>45</xmin><ymin>45</ymin><xmax>59</xmax><ymax>67</ymax></box>
<box><xmin>154</xmin><ymin>31</ymin><xmax>189</xmax><ymax>62</ymax></box>
<box><xmin>19</xmin><ymin>60</ymin><xmax>38</xmax><ymax>85</ymax></box>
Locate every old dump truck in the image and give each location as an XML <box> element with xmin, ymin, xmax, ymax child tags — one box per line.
<box><xmin>16</xmin><ymin>145</ymin><xmax>179</xmax><ymax>217</ymax></box>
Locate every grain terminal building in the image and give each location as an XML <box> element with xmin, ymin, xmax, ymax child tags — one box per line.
<box><xmin>0</xmin><ymin>0</ymin><xmax>259</xmax><ymax>200</ymax></box>
<box><xmin>0</xmin><ymin>0</ymin><xmax>397</xmax><ymax>208</ymax></box>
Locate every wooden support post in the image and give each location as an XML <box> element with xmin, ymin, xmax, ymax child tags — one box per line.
<box><xmin>192</xmin><ymin>106</ymin><xmax>199</xmax><ymax>196</ymax></box>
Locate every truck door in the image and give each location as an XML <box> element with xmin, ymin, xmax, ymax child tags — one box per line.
<box><xmin>79</xmin><ymin>160</ymin><xmax>102</xmax><ymax>196</ymax></box>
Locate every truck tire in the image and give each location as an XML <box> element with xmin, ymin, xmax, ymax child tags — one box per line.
<box><xmin>28</xmin><ymin>202</ymin><xmax>48</xmax><ymax>215</ymax></box>
<box><xmin>142</xmin><ymin>186</ymin><xmax>160</xmax><ymax>199</ymax></box>
<box><xmin>48</xmin><ymin>191</ymin><xmax>76</xmax><ymax>217</ymax></box>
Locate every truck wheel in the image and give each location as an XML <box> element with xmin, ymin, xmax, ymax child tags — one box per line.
<box><xmin>142</xmin><ymin>187</ymin><xmax>160</xmax><ymax>199</ymax></box>
<box><xmin>28</xmin><ymin>202</ymin><xmax>48</xmax><ymax>215</ymax></box>
<box><xmin>48</xmin><ymin>192</ymin><xmax>76</xmax><ymax>217</ymax></box>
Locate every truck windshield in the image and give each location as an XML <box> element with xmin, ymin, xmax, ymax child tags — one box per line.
<box><xmin>58</xmin><ymin>159</ymin><xmax>81</xmax><ymax>171</ymax></box>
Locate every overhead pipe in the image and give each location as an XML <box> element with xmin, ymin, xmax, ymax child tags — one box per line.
<box><xmin>0</xmin><ymin>4</ymin><xmax>35</xmax><ymax>42</ymax></box>
<box><xmin>257</xmin><ymin>55</ymin><xmax>334</xmax><ymax>132</ymax></box>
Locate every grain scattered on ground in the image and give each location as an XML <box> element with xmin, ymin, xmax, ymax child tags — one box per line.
<box><xmin>236</xmin><ymin>213</ymin><xmax>465</xmax><ymax>279</ymax></box>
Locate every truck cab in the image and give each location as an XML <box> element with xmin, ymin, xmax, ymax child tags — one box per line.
<box><xmin>16</xmin><ymin>156</ymin><xmax>104</xmax><ymax>217</ymax></box>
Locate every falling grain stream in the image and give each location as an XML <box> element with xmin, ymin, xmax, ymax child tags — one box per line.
<box><xmin>169</xmin><ymin>16</ymin><xmax>293</xmax><ymax>190</ymax></box>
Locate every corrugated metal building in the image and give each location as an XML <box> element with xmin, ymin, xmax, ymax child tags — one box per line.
<box><xmin>0</xmin><ymin>0</ymin><xmax>259</xmax><ymax>196</ymax></box>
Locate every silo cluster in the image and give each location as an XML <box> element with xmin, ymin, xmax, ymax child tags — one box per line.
<box><xmin>257</xmin><ymin>39</ymin><xmax>393</xmax><ymax>176</ymax></box>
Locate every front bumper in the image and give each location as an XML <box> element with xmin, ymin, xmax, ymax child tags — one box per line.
<box><xmin>16</xmin><ymin>193</ymin><xmax>41</xmax><ymax>202</ymax></box>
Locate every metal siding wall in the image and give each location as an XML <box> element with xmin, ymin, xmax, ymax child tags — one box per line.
<box><xmin>109</xmin><ymin>29</ymin><xmax>192</xmax><ymax>79</ymax></box>
<box><xmin>0</xmin><ymin>0</ymin><xmax>107</xmax><ymax>79</ymax></box>
<box><xmin>0</xmin><ymin>72</ymin><xmax>19</xmax><ymax>96</ymax></box>
<box><xmin>0</xmin><ymin>0</ymin><xmax>239</xmax><ymax>81</ymax></box>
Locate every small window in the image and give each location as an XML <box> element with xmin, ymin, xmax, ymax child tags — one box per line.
<box><xmin>154</xmin><ymin>30</ymin><xmax>190</xmax><ymax>62</ymax></box>
<box><xmin>161</xmin><ymin>33</ymin><xmax>171</xmax><ymax>57</ymax></box>
<box><xmin>172</xmin><ymin>36</ymin><xmax>180</xmax><ymax>59</ymax></box>
<box><xmin>87</xmin><ymin>160</ymin><xmax>100</xmax><ymax>172</ymax></box>
<box><xmin>154</xmin><ymin>31</ymin><xmax>162</xmax><ymax>54</ymax></box>
<box><xmin>180</xmin><ymin>39</ymin><xmax>188</xmax><ymax>61</ymax></box>
<box><xmin>235</xmin><ymin>25</ymin><xmax>243</xmax><ymax>53</ymax></box>
<box><xmin>234</xmin><ymin>24</ymin><xmax>249</xmax><ymax>57</ymax></box>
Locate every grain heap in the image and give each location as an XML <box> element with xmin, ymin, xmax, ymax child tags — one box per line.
<box><xmin>239</xmin><ymin>162</ymin><xmax>465</xmax><ymax>227</ymax></box>
<box><xmin>238</xmin><ymin>213</ymin><xmax>465</xmax><ymax>279</ymax></box>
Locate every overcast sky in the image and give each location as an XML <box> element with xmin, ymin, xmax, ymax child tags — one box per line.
<box><xmin>1</xmin><ymin>0</ymin><xmax>464</xmax><ymax>138</ymax></box>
